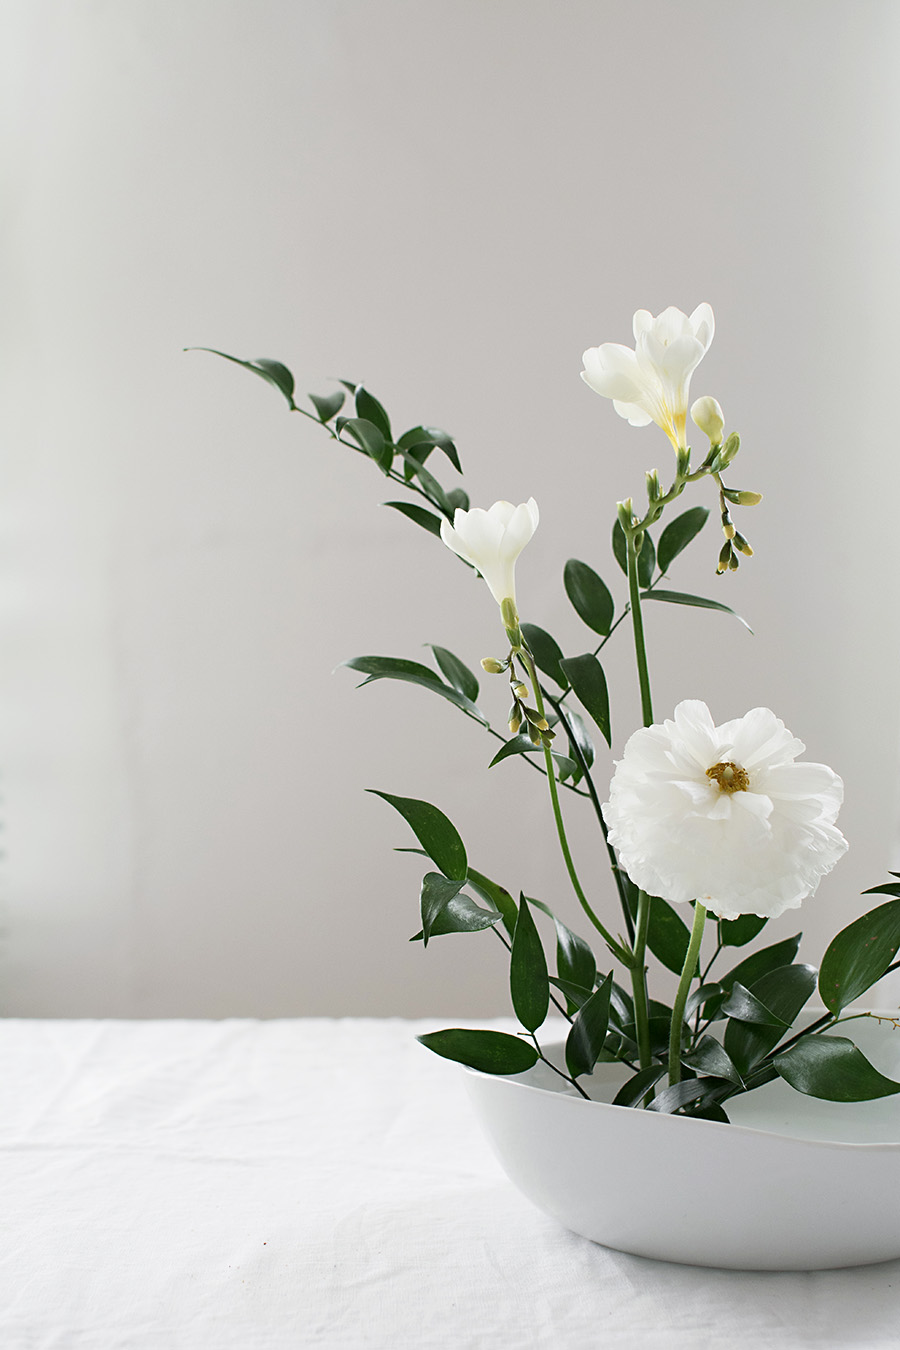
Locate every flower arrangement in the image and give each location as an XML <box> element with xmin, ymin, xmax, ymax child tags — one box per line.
<box><xmin>196</xmin><ymin>306</ymin><xmax>900</xmax><ymax>1120</ymax></box>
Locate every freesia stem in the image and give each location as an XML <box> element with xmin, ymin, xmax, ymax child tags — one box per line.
<box><xmin>668</xmin><ymin>902</ymin><xmax>708</xmax><ymax>1086</ymax></box>
<box><xmin>519</xmin><ymin>647</ymin><xmax>631</xmax><ymax>966</ymax></box>
<box><xmin>625</xmin><ymin>527</ymin><xmax>654</xmax><ymax>1067</ymax></box>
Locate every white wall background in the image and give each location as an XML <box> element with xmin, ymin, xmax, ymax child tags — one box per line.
<box><xmin>3</xmin><ymin>0</ymin><xmax>900</xmax><ymax>1017</ymax></box>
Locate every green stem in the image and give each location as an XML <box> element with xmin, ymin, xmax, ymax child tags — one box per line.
<box><xmin>631</xmin><ymin>891</ymin><xmax>652</xmax><ymax>1070</ymax></box>
<box><xmin>520</xmin><ymin>647</ymin><xmax>631</xmax><ymax>967</ymax></box>
<box><xmin>669</xmin><ymin>903</ymin><xmax>708</xmax><ymax>1086</ymax></box>
<box><xmin>624</xmin><ymin>527</ymin><xmax>655</xmax><ymax>1066</ymax></box>
<box><xmin>626</xmin><ymin>527</ymin><xmax>654</xmax><ymax>729</ymax></box>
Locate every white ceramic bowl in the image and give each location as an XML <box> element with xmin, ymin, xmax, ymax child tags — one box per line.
<box><xmin>464</xmin><ymin>1013</ymin><xmax>900</xmax><ymax>1269</ymax></box>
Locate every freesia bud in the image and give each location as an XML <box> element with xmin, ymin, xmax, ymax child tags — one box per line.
<box><xmin>440</xmin><ymin>498</ymin><xmax>539</xmax><ymax>611</ymax></box>
<box><xmin>481</xmin><ymin>657</ymin><xmax>507</xmax><ymax>674</ymax></box>
<box><xmin>691</xmin><ymin>396</ymin><xmax>725</xmax><ymax>446</ymax></box>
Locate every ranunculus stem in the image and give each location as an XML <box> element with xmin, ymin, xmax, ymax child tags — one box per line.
<box><xmin>519</xmin><ymin>647</ymin><xmax>631</xmax><ymax>967</ymax></box>
<box><xmin>668</xmin><ymin>902</ymin><xmax>708</xmax><ymax>1086</ymax></box>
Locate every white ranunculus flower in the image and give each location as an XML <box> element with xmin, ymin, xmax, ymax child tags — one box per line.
<box><xmin>581</xmin><ymin>304</ymin><xmax>715</xmax><ymax>451</ymax></box>
<box><xmin>602</xmin><ymin>700</ymin><xmax>848</xmax><ymax>920</ymax></box>
<box><xmin>440</xmin><ymin>498</ymin><xmax>539</xmax><ymax>609</ymax></box>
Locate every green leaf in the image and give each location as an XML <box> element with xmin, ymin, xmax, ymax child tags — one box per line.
<box><xmin>611</xmin><ymin>1064</ymin><xmax>667</xmax><ymax>1107</ymax></box>
<box><xmin>412</xmin><ymin>876</ymin><xmax>501</xmax><ymax>944</ymax></box>
<box><xmin>341</xmin><ymin>417</ymin><xmax>392</xmax><ymax>472</ymax></box>
<box><xmin>397</xmin><ymin>426</ymin><xmax>461</xmax><ymax>474</ymax></box>
<box><xmin>863</xmin><ymin>881</ymin><xmax>900</xmax><ymax>899</ymax></box>
<box><xmin>520</xmin><ymin>623</ymin><xmax>567</xmax><ymax>687</ymax></box>
<box><xmin>510</xmin><ymin>895</ymin><xmax>549</xmax><ymax>1032</ymax></box>
<box><xmin>559</xmin><ymin>654</ymin><xmax>611</xmax><ymax>747</ymax></box>
<box><xmin>548</xmin><ymin>976</ymin><xmax>594</xmax><ymax>1011</ymax></box>
<box><xmin>308</xmin><ymin>388</ymin><xmax>346</xmax><ymax>422</ymax></box>
<box><xmin>719</xmin><ymin>913</ymin><xmax>768</xmax><ymax>947</ymax></box>
<box><xmin>354</xmin><ymin>386</ymin><xmax>392</xmax><ymax>441</ymax></box>
<box><xmin>486</xmin><ymin>733</ymin><xmax>576</xmax><ymax>780</ymax></box>
<box><xmin>427</xmin><ymin>646</ymin><xmax>479</xmax><ymax>702</ymax></box>
<box><xmin>563</xmin><ymin>560</ymin><xmax>614</xmax><ymax>636</ymax></box>
<box><xmin>685</xmin><ymin>982</ymin><xmax>725</xmax><ymax>1022</ymax></box>
<box><xmin>466</xmin><ymin>868</ymin><xmax>517</xmax><ymax>939</ymax></box>
<box><xmin>382</xmin><ymin>501</ymin><xmax>443</xmax><ymax>538</ymax></box>
<box><xmin>555</xmin><ymin>920</ymin><xmax>597</xmax><ymax>994</ymax></box>
<box><xmin>343</xmin><ymin>655</ymin><xmax>487</xmax><ymax>726</ymax></box>
<box><xmin>682</xmin><ymin>1034</ymin><xmax>745</xmax><ymax>1086</ymax></box>
<box><xmin>657</xmin><ymin>506</ymin><xmax>710</xmax><ymax>573</ymax></box>
<box><xmin>419</xmin><ymin>872</ymin><xmax>467</xmax><ymax>946</ymax></box>
<box><xmin>367</xmin><ymin>791</ymin><xmax>467</xmax><ymax>881</ymax></box>
<box><xmin>566</xmin><ymin>973</ymin><xmax>613</xmax><ymax>1078</ymax></box>
<box><xmin>720</xmin><ymin>934</ymin><xmax>802</xmax><ymax>993</ymax></box>
<box><xmin>559</xmin><ymin>708</ymin><xmax>594</xmax><ymax>778</ymax></box>
<box><xmin>646</xmin><ymin>1079</ymin><xmax>712</xmax><ymax>1114</ymax></box>
<box><xmin>720</xmin><ymin>981</ymin><xmax>788</xmax><ymax>1027</ymax></box>
<box><xmin>775</xmin><ymin>1035</ymin><xmax>900</xmax><ymax>1102</ymax></box>
<box><xmin>446</xmin><ymin>488</ymin><xmax>469</xmax><ymax>513</ymax></box>
<box><xmin>818</xmin><ymin>898</ymin><xmax>900</xmax><ymax>1016</ymax></box>
<box><xmin>639</xmin><ymin>589</ymin><xmax>752</xmax><ymax>633</ymax></box>
<box><xmin>188</xmin><ymin>348</ymin><xmax>297</xmax><ymax>409</ymax></box>
<box><xmin>417</xmin><ymin>1028</ymin><xmax>538</xmax><ymax>1075</ymax></box>
<box><xmin>724</xmin><ymin>964</ymin><xmax>818</xmax><ymax>1074</ymax></box>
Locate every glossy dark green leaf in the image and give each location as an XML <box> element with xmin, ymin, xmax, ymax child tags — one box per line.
<box><xmin>724</xmin><ymin>964</ymin><xmax>817</xmax><ymax>1074</ymax></box>
<box><xmin>559</xmin><ymin>654</ymin><xmax>611</xmax><ymax>747</ymax></box>
<box><xmin>486</xmin><ymin>733</ymin><xmax>577</xmax><ymax>780</ymax></box>
<box><xmin>446</xmin><ymin>488</ymin><xmax>469</xmax><ymax>513</ymax></box>
<box><xmin>341</xmin><ymin>416</ymin><xmax>392</xmax><ymax>472</ymax></box>
<box><xmin>354</xmin><ymin>386</ymin><xmax>392</xmax><ymax>441</ymax></box>
<box><xmin>466</xmin><ymin>868</ymin><xmax>517</xmax><ymax>939</ymax></box>
<box><xmin>308</xmin><ymin>388</ymin><xmax>345</xmax><ymax>422</ymax></box>
<box><xmin>721</xmin><ymin>981</ymin><xmax>788</xmax><ymax>1027</ymax></box>
<box><xmin>412</xmin><ymin>880</ymin><xmax>502</xmax><ymax>944</ymax></box>
<box><xmin>775</xmin><ymin>1035</ymin><xmax>900</xmax><ymax>1101</ymax></box>
<box><xmin>397</xmin><ymin>425</ymin><xmax>461</xmax><ymax>474</ymax></box>
<box><xmin>417</xmin><ymin>1028</ymin><xmax>538</xmax><ymax>1075</ymax></box>
<box><xmin>687</xmin><ymin>1100</ymin><xmax>731</xmax><ymax>1123</ymax></box>
<box><xmin>864</xmin><ymin>882</ymin><xmax>900</xmax><ymax>899</ymax></box>
<box><xmin>510</xmin><ymin>895</ymin><xmax>549</xmax><ymax>1032</ymax></box>
<box><xmin>188</xmin><ymin>347</ymin><xmax>297</xmax><ymax>409</ymax></box>
<box><xmin>405</xmin><ymin>457</ymin><xmax>453</xmax><ymax>515</ymax></box>
<box><xmin>646</xmin><ymin>1079</ymin><xmax>711</xmax><ymax>1114</ymax></box>
<box><xmin>343</xmin><ymin>655</ymin><xmax>487</xmax><ymax>726</ymax></box>
<box><xmin>382</xmin><ymin>501</ymin><xmax>443</xmax><ymax>537</ymax></box>
<box><xmin>818</xmin><ymin>898</ymin><xmax>900</xmax><ymax>1016</ymax></box>
<box><xmin>657</xmin><ymin>506</ymin><xmax>710</xmax><ymax>573</ymax></box>
<box><xmin>639</xmin><ymin>589</ymin><xmax>752</xmax><ymax>632</ymax></box>
<box><xmin>566</xmin><ymin>973</ymin><xmax>613</xmax><ymax>1078</ymax></box>
<box><xmin>685</xmin><ymin>982</ymin><xmax>725</xmax><ymax>1022</ymax></box>
<box><xmin>611</xmin><ymin>1064</ymin><xmax>667</xmax><ymax>1107</ymax></box>
<box><xmin>419</xmin><ymin>872</ymin><xmax>466</xmax><ymax>946</ymax></box>
<box><xmin>555</xmin><ymin>920</ymin><xmax>597</xmax><ymax>994</ymax></box>
<box><xmin>719</xmin><ymin>913</ymin><xmax>768</xmax><ymax>947</ymax></box>
<box><xmin>560</xmin><ymin>707</ymin><xmax>594</xmax><ymax>777</ymax></box>
<box><xmin>563</xmin><ymin>560</ymin><xmax>614</xmax><ymax>636</ymax></box>
<box><xmin>549</xmin><ymin>976</ymin><xmax>594</xmax><ymax>1010</ymax></box>
<box><xmin>720</xmin><ymin>935</ymin><xmax>802</xmax><ymax>993</ymax></box>
<box><xmin>520</xmin><ymin>624</ymin><xmax>566</xmax><ymax>687</ymax></box>
<box><xmin>682</xmin><ymin>1035</ymin><xmax>745</xmax><ymax>1086</ymax></box>
<box><xmin>367</xmin><ymin>791</ymin><xmax>467</xmax><ymax>881</ymax></box>
<box><xmin>427</xmin><ymin>645</ymin><xmax>479</xmax><ymax>702</ymax></box>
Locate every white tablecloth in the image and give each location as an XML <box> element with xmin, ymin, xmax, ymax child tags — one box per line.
<box><xmin>1</xmin><ymin>1018</ymin><xmax>898</xmax><ymax>1349</ymax></box>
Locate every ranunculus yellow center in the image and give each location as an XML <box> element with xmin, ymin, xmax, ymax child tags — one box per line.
<box><xmin>706</xmin><ymin>760</ymin><xmax>749</xmax><ymax>793</ymax></box>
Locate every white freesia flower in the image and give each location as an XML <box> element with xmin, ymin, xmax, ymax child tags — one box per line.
<box><xmin>440</xmin><ymin>498</ymin><xmax>539</xmax><ymax>609</ymax></box>
<box><xmin>602</xmin><ymin>700</ymin><xmax>848</xmax><ymax>920</ymax></box>
<box><xmin>581</xmin><ymin>304</ymin><xmax>715</xmax><ymax>450</ymax></box>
